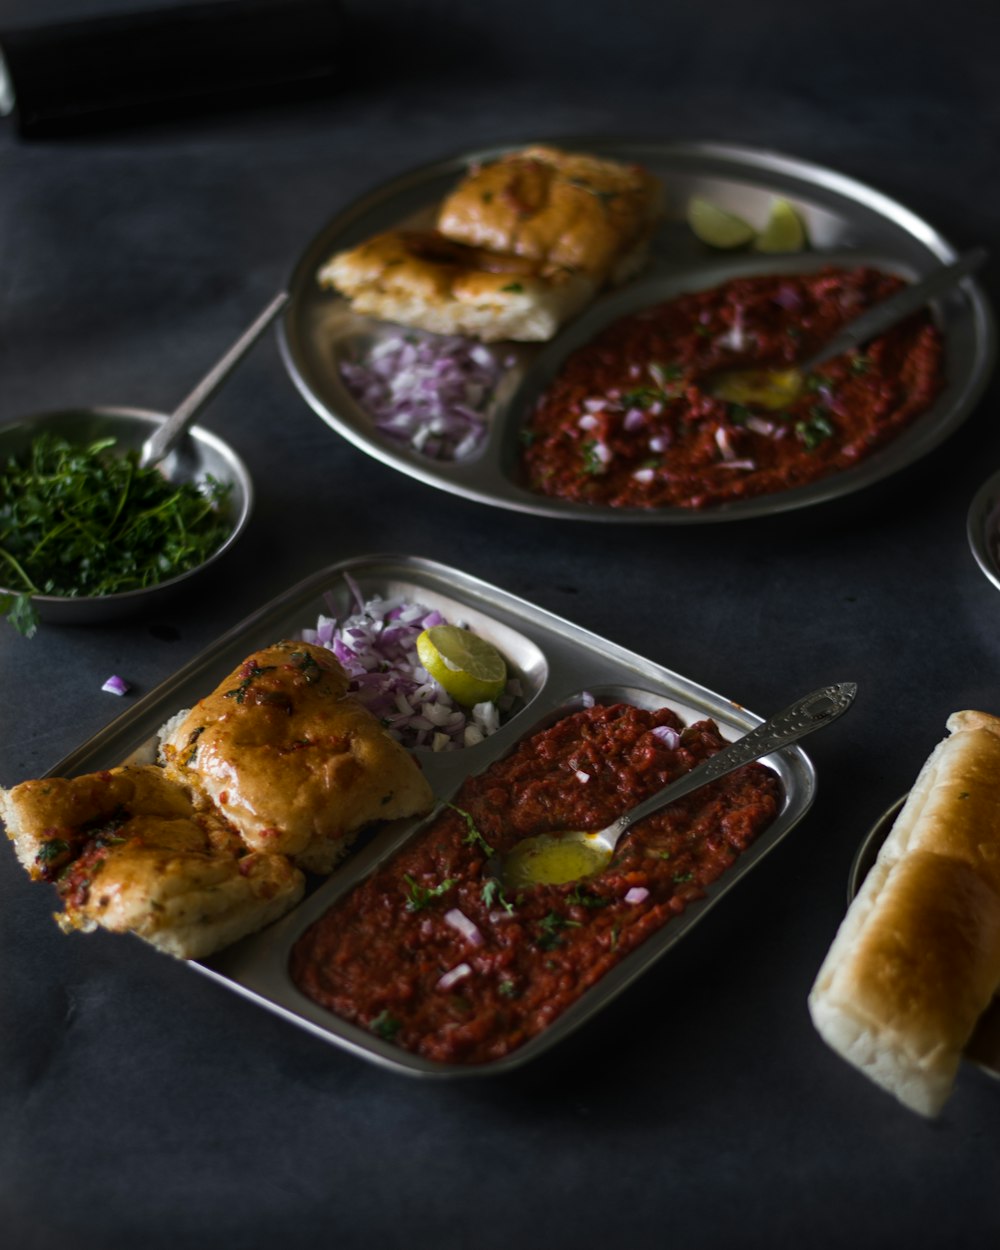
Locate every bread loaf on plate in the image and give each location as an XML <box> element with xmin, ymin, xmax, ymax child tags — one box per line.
<box><xmin>808</xmin><ymin>710</ymin><xmax>1000</xmax><ymax>1116</ymax></box>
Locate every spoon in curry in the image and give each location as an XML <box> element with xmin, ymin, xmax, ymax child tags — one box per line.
<box><xmin>711</xmin><ymin>248</ymin><xmax>986</xmax><ymax>410</ymax></box>
<box><xmin>491</xmin><ymin>681</ymin><xmax>858</xmax><ymax>891</ymax></box>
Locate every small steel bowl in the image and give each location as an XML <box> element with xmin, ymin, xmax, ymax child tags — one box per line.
<box><xmin>0</xmin><ymin>405</ymin><xmax>253</xmax><ymax>625</ymax></box>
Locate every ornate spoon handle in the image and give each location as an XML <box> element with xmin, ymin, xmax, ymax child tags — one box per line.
<box><xmin>609</xmin><ymin>682</ymin><xmax>857</xmax><ymax>843</ymax></box>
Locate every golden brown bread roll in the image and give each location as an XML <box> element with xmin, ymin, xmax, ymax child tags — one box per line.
<box><xmin>159</xmin><ymin>640</ymin><xmax>434</xmax><ymax>874</ymax></box>
<box><xmin>436</xmin><ymin>145</ymin><xmax>663</xmax><ymax>285</ymax></box>
<box><xmin>318</xmin><ymin>227</ymin><xmax>595</xmax><ymax>343</ymax></box>
<box><xmin>0</xmin><ymin>764</ymin><xmax>305</xmax><ymax>959</ymax></box>
<box><xmin>318</xmin><ymin>145</ymin><xmax>663</xmax><ymax>342</ymax></box>
<box><xmin>808</xmin><ymin>710</ymin><xmax>1000</xmax><ymax>1116</ymax></box>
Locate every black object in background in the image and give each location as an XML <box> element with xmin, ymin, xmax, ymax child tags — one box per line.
<box><xmin>0</xmin><ymin>0</ymin><xmax>344</xmax><ymax>136</ymax></box>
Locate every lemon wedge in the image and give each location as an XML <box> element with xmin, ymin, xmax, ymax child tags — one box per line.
<box><xmin>687</xmin><ymin>197</ymin><xmax>756</xmax><ymax>249</ymax></box>
<box><xmin>753</xmin><ymin>197</ymin><xmax>807</xmax><ymax>253</ymax></box>
<box><xmin>416</xmin><ymin>625</ymin><xmax>507</xmax><ymax>707</ymax></box>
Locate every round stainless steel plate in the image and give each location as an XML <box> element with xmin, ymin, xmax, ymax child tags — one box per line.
<box><xmin>847</xmin><ymin>794</ymin><xmax>905</xmax><ymax>904</ymax></box>
<box><xmin>280</xmin><ymin>138</ymin><xmax>996</xmax><ymax>524</ymax></box>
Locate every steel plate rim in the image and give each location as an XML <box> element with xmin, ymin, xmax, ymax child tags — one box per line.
<box><xmin>967</xmin><ymin>467</ymin><xmax>1000</xmax><ymax>592</ymax></box>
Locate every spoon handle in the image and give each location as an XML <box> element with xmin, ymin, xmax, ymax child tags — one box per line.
<box><xmin>799</xmin><ymin>248</ymin><xmax>986</xmax><ymax>373</ymax></box>
<box><xmin>139</xmin><ymin>290</ymin><xmax>289</xmax><ymax>469</ymax></box>
<box><xmin>610</xmin><ymin>681</ymin><xmax>858</xmax><ymax>844</ymax></box>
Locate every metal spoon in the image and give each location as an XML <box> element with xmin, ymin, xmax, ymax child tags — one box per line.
<box><xmin>139</xmin><ymin>290</ymin><xmax>289</xmax><ymax>469</ymax></box>
<box><xmin>492</xmin><ymin>681</ymin><xmax>858</xmax><ymax>890</ymax></box>
<box><xmin>711</xmin><ymin>248</ymin><xmax>987</xmax><ymax>411</ymax></box>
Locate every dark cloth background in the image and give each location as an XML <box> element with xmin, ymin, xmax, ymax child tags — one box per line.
<box><xmin>1</xmin><ymin>3</ymin><xmax>998</xmax><ymax>1247</ymax></box>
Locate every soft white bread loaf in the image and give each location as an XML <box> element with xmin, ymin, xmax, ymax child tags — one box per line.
<box><xmin>808</xmin><ymin>710</ymin><xmax>1000</xmax><ymax>1116</ymax></box>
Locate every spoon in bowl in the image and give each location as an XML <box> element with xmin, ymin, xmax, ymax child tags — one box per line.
<box><xmin>491</xmin><ymin>681</ymin><xmax>858</xmax><ymax>891</ymax></box>
<box><xmin>710</xmin><ymin>248</ymin><xmax>986</xmax><ymax>411</ymax></box>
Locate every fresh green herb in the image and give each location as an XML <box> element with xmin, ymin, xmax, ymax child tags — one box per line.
<box><xmin>803</xmin><ymin>374</ymin><xmax>825</xmax><ymax>393</ymax></box>
<box><xmin>0</xmin><ymin>433</ymin><xmax>233</xmax><ymax>637</ymax></box>
<box><xmin>370</xmin><ymin>1010</ymin><xmax>402</xmax><ymax>1041</ymax></box>
<box><xmin>501</xmin><ymin>282</ymin><xmax>524</xmax><ymax>294</ymax></box>
<box><xmin>402</xmin><ymin>873</ymin><xmax>457</xmax><ymax>912</ymax></box>
<box><xmin>519</xmin><ymin>428</ymin><xmax>536</xmax><ymax>447</ymax></box>
<box><xmin>482</xmin><ymin>877</ymin><xmax>516</xmax><ymax>914</ymax></box>
<box><xmin>610</xmin><ymin>923</ymin><xmax>620</xmax><ymax>951</ymax></box>
<box><xmin>290</xmin><ymin>651</ymin><xmax>322</xmax><ymax>681</ymax></box>
<box><xmin>498</xmin><ymin>979</ymin><xmax>519</xmax><ymax>999</ymax></box>
<box><xmin>672</xmin><ymin>871</ymin><xmax>695</xmax><ymax>885</ymax></box>
<box><xmin>535</xmin><ymin>911</ymin><xmax>582</xmax><ymax>950</ymax></box>
<box><xmin>580</xmin><ymin>440</ymin><xmax>607</xmax><ymax>476</ymax></box>
<box><xmin>446</xmin><ymin>802</ymin><xmax>494</xmax><ymax>857</ymax></box>
<box><xmin>567</xmin><ymin>884</ymin><xmax>610</xmax><ymax>908</ymax></box>
<box><xmin>795</xmin><ymin>410</ymin><xmax>836</xmax><ymax>450</ymax></box>
<box><xmin>850</xmin><ymin>353</ymin><xmax>872</xmax><ymax>375</ymax></box>
<box><xmin>36</xmin><ymin>838</ymin><xmax>70</xmax><ymax>864</ymax></box>
<box><xmin>728</xmin><ymin>403</ymin><xmax>751</xmax><ymax>426</ymax></box>
<box><xmin>223</xmin><ymin>664</ymin><xmax>277</xmax><ymax>704</ymax></box>
<box><xmin>649</xmin><ymin>361</ymin><xmax>684</xmax><ymax>386</ymax></box>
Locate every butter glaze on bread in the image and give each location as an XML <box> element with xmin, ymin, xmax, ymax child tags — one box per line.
<box><xmin>160</xmin><ymin>641</ymin><xmax>434</xmax><ymax>875</ymax></box>
<box><xmin>437</xmin><ymin>145</ymin><xmax>663</xmax><ymax>285</ymax></box>
<box><xmin>319</xmin><ymin>145</ymin><xmax>663</xmax><ymax>342</ymax></box>
<box><xmin>808</xmin><ymin>710</ymin><xmax>1000</xmax><ymax>1116</ymax></box>
<box><xmin>0</xmin><ymin>765</ymin><xmax>304</xmax><ymax>959</ymax></box>
<box><xmin>318</xmin><ymin>228</ymin><xmax>595</xmax><ymax>342</ymax></box>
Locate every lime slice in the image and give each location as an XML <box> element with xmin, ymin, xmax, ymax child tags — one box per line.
<box><xmin>687</xmin><ymin>197</ymin><xmax>756</xmax><ymax>249</ymax></box>
<box><xmin>753</xmin><ymin>197</ymin><xmax>806</xmax><ymax>253</ymax></box>
<box><xmin>416</xmin><ymin>625</ymin><xmax>507</xmax><ymax>707</ymax></box>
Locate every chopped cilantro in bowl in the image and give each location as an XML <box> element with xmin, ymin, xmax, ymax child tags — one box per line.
<box><xmin>0</xmin><ymin>428</ymin><xmax>239</xmax><ymax>637</ymax></box>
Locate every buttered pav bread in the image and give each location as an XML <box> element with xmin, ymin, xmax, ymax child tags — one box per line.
<box><xmin>318</xmin><ymin>144</ymin><xmax>663</xmax><ymax>342</ymax></box>
<box><xmin>318</xmin><ymin>227</ymin><xmax>594</xmax><ymax>342</ymax></box>
<box><xmin>0</xmin><ymin>764</ymin><xmax>304</xmax><ymax>959</ymax></box>
<box><xmin>809</xmin><ymin>710</ymin><xmax>1000</xmax><ymax>1116</ymax></box>
<box><xmin>437</xmin><ymin>145</ymin><xmax>663</xmax><ymax>286</ymax></box>
<box><xmin>160</xmin><ymin>640</ymin><xmax>434</xmax><ymax>874</ymax></box>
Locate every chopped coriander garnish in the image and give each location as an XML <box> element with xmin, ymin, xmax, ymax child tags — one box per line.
<box><xmin>370</xmin><ymin>1011</ymin><xmax>402</xmax><ymax>1041</ymax></box>
<box><xmin>535</xmin><ymin>911</ymin><xmax>582</xmax><ymax>950</ymax></box>
<box><xmin>795</xmin><ymin>411</ymin><xmax>835</xmax><ymax>450</ymax></box>
<box><xmin>446</xmin><ymin>802</ymin><xmax>494</xmax><ymax>857</ymax></box>
<box><xmin>482</xmin><ymin>877</ymin><xmax>516</xmax><ymax>914</ymax></box>
<box><xmin>402</xmin><ymin>873</ymin><xmax>457</xmax><ymax>912</ymax></box>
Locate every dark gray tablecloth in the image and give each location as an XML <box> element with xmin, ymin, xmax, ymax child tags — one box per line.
<box><xmin>2</xmin><ymin>2</ymin><xmax>999</xmax><ymax>1246</ymax></box>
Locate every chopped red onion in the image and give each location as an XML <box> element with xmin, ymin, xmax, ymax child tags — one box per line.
<box><xmin>623</xmin><ymin>408</ymin><xmax>645</xmax><ymax>431</ymax></box>
<box><xmin>301</xmin><ymin>582</ymin><xmax>516</xmax><ymax>752</ymax></box>
<box><xmin>444</xmin><ymin>908</ymin><xmax>483</xmax><ymax>946</ymax></box>
<box><xmin>625</xmin><ymin>886</ymin><xmax>650</xmax><ymax>905</ymax></box>
<box><xmin>575</xmin><ymin>769</ymin><xmax>591</xmax><ymax>783</ymax></box>
<box><xmin>437</xmin><ymin>962</ymin><xmax>473</xmax><ymax>990</ymax></box>
<box><xmin>651</xmin><ymin>725</ymin><xmax>681</xmax><ymax>749</ymax></box>
<box><xmin>632</xmin><ymin>468</ymin><xmax>655</xmax><ymax>483</ymax></box>
<box><xmin>101</xmin><ymin>675</ymin><xmax>129</xmax><ymax>696</ymax></box>
<box><xmin>339</xmin><ymin>331</ymin><xmax>502</xmax><ymax>461</ymax></box>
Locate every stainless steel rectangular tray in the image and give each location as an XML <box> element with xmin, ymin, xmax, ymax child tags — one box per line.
<box><xmin>51</xmin><ymin>554</ymin><xmax>817</xmax><ymax>1077</ymax></box>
